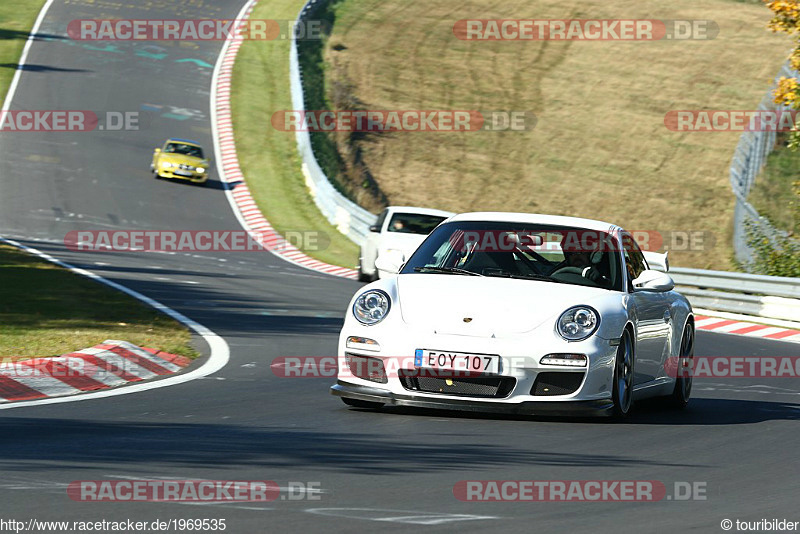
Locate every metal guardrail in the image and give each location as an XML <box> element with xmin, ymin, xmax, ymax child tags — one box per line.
<box><xmin>290</xmin><ymin>0</ymin><xmax>377</xmax><ymax>244</ymax></box>
<box><xmin>671</xmin><ymin>267</ymin><xmax>800</xmax><ymax>323</ymax></box>
<box><xmin>730</xmin><ymin>63</ymin><xmax>797</xmax><ymax>265</ymax></box>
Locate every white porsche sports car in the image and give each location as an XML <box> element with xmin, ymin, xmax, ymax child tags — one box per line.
<box><xmin>331</xmin><ymin>212</ymin><xmax>695</xmax><ymax>418</ymax></box>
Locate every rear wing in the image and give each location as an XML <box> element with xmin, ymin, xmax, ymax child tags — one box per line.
<box><xmin>643</xmin><ymin>251</ymin><xmax>669</xmax><ymax>272</ymax></box>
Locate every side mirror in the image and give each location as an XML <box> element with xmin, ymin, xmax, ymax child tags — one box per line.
<box><xmin>632</xmin><ymin>269</ymin><xmax>675</xmax><ymax>292</ymax></box>
<box><xmin>369</xmin><ymin>224</ymin><xmax>381</xmax><ymax>233</ymax></box>
<box><xmin>374</xmin><ymin>251</ymin><xmax>404</xmax><ymax>275</ymax></box>
<box><xmin>154</xmin><ymin>148</ymin><xmax>161</xmax><ymax>154</ymax></box>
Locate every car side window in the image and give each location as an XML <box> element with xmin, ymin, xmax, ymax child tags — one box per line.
<box><xmin>622</xmin><ymin>233</ymin><xmax>647</xmax><ymax>288</ymax></box>
<box><xmin>374</xmin><ymin>209</ymin><xmax>388</xmax><ymax>231</ymax></box>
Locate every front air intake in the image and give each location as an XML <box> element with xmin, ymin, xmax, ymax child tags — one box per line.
<box><xmin>531</xmin><ymin>372</ymin><xmax>585</xmax><ymax>396</ymax></box>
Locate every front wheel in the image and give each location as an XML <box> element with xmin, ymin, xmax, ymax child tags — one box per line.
<box><xmin>663</xmin><ymin>322</ymin><xmax>694</xmax><ymax>409</ymax></box>
<box><xmin>612</xmin><ymin>330</ymin><xmax>634</xmax><ymax>418</ymax></box>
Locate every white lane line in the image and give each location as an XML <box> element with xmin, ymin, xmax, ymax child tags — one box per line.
<box><xmin>0</xmin><ymin>238</ymin><xmax>229</xmax><ymax>411</ymax></box>
<box><xmin>305</xmin><ymin>508</ymin><xmax>498</xmax><ymax>525</ymax></box>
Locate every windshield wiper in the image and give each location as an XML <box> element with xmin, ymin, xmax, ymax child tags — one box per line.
<box><xmin>483</xmin><ymin>271</ymin><xmax>567</xmax><ymax>284</ymax></box>
<box><xmin>413</xmin><ymin>266</ymin><xmax>484</xmax><ymax>277</ymax></box>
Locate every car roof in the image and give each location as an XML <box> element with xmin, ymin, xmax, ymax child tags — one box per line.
<box><xmin>385</xmin><ymin>206</ymin><xmax>455</xmax><ymax>217</ymax></box>
<box><xmin>446</xmin><ymin>212</ymin><xmax>621</xmax><ymax>233</ymax></box>
<box><xmin>166</xmin><ymin>138</ymin><xmax>202</xmax><ymax>146</ymax></box>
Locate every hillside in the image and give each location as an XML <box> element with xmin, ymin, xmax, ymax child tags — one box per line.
<box><xmin>315</xmin><ymin>0</ymin><xmax>790</xmax><ymax>269</ymax></box>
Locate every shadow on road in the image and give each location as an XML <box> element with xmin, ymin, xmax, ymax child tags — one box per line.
<box><xmin>0</xmin><ymin>416</ymin><xmax>700</xmax><ymax>474</ymax></box>
<box><xmin>0</xmin><ymin>63</ymin><xmax>90</xmax><ymax>73</ymax></box>
<box><xmin>357</xmin><ymin>397</ymin><xmax>800</xmax><ymax>427</ymax></box>
<box><xmin>0</xmin><ymin>29</ymin><xmax>66</xmax><ymax>41</ymax></box>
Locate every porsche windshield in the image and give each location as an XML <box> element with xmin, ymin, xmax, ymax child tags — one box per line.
<box><xmin>400</xmin><ymin>221</ymin><xmax>624</xmax><ymax>291</ymax></box>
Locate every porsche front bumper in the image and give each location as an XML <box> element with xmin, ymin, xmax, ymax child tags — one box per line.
<box><xmin>331</xmin><ymin>381</ymin><xmax>614</xmax><ymax>416</ymax></box>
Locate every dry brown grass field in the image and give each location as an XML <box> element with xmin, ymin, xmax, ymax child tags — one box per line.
<box><xmin>319</xmin><ymin>0</ymin><xmax>791</xmax><ymax>269</ymax></box>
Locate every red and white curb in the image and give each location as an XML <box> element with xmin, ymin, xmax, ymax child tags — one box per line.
<box><xmin>695</xmin><ymin>315</ymin><xmax>800</xmax><ymax>343</ymax></box>
<box><xmin>0</xmin><ymin>341</ymin><xmax>191</xmax><ymax>403</ymax></box>
<box><xmin>211</xmin><ymin>1</ymin><xmax>358</xmax><ymax>280</ymax></box>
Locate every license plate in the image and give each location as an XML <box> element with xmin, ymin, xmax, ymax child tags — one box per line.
<box><xmin>174</xmin><ymin>170</ymin><xmax>193</xmax><ymax>177</ymax></box>
<box><xmin>414</xmin><ymin>349</ymin><xmax>500</xmax><ymax>376</ymax></box>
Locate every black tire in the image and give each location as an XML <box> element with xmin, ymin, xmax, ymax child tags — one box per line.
<box><xmin>663</xmin><ymin>322</ymin><xmax>694</xmax><ymax>409</ymax></box>
<box><xmin>341</xmin><ymin>397</ymin><xmax>383</xmax><ymax>409</ymax></box>
<box><xmin>612</xmin><ymin>330</ymin><xmax>635</xmax><ymax>419</ymax></box>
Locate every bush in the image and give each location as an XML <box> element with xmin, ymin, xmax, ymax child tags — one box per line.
<box><xmin>745</xmin><ymin>219</ymin><xmax>800</xmax><ymax>277</ymax></box>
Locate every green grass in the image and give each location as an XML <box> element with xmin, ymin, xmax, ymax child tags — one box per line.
<box><xmin>1</xmin><ymin>4</ymin><xmax>197</xmax><ymax>361</ymax></box>
<box><xmin>230</xmin><ymin>0</ymin><xmax>360</xmax><ymax>269</ymax></box>
<box><xmin>0</xmin><ymin>244</ymin><xmax>198</xmax><ymax>359</ymax></box>
<box><xmin>0</xmin><ymin>1</ymin><xmax>46</xmax><ymax>98</ymax></box>
<box><xmin>749</xmin><ymin>136</ymin><xmax>800</xmax><ymax>235</ymax></box>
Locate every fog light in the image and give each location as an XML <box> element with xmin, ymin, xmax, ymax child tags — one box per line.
<box><xmin>345</xmin><ymin>353</ymin><xmax>387</xmax><ymax>383</ymax></box>
<box><xmin>346</xmin><ymin>336</ymin><xmax>381</xmax><ymax>352</ymax></box>
<box><xmin>540</xmin><ymin>354</ymin><xmax>588</xmax><ymax>367</ymax></box>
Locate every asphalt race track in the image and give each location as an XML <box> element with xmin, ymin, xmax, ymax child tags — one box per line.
<box><xmin>1</xmin><ymin>1</ymin><xmax>800</xmax><ymax>532</ymax></box>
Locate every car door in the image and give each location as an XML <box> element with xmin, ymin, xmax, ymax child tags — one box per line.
<box><xmin>624</xmin><ymin>234</ymin><xmax>671</xmax><ymax>385</ymax></box>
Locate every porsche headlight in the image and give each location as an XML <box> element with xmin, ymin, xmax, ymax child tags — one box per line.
<box><xmin>556</xmin><ymin>306</ymin><xmax>599</xmax><ymax>341</ymax></box>
<box><xmin>353</xmin><ymin>289</ymin><xmax>391</xmax><ymax>325</ymax></box>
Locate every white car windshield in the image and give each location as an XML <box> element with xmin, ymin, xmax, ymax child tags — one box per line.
<box><xmin>401</xmin><ymin>221</ymin><xmax>625</xmax><ymax>291</ymax></box>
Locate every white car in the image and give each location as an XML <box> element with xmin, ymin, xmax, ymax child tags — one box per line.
<box><xmin>332</xmin><ymin>212</ymin><xmax>694</xmax><ymax>418</ymax></box>
<box><xmin>358</xmin><ymin>206</ymin><xmax>454</xmax><ymax>281</ymax></box>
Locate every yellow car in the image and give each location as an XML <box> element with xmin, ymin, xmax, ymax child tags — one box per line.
<box><xmin>151</xmin><ymin>138</ymin><xmax>211</xmax><ymax>184</ymax></box>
